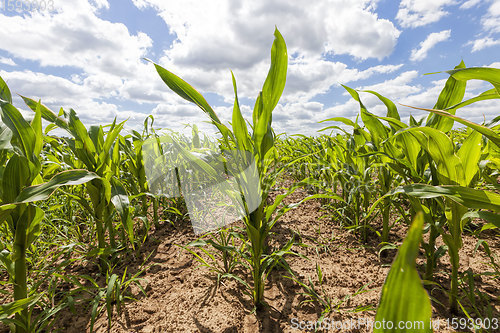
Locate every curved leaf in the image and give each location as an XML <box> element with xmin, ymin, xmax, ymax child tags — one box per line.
<box><xmin>392</xmin><ymin>184</ymin><xmax>500</xmax><ymax>212</ymax></box>
<box><xmin>15</xmin><ymin>170</ymin><xmax>99</xmax><ymax>203</ymax></box>
<box><xmin>375</xmin><ymin>212</ymin><xmax>432</xmax><ymax>333</ymax></box>
<box><xmin>110</xmin><ymin>178</ymin><xmax>134</xmax><ymax>246</ymax></box>
<box><xmin>0</xmin><ymin>76</ymin><xmax>12</xmax><ymax>105</ymax></box>
<box><xmin>401</xmin><ymin>104</ymin><xmax>500</xmax><ymax>148</ymax></box>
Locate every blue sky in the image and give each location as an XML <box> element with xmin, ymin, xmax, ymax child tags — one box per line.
<box><xmin>0</xmin><ymin>0</ymin><xmax>499</xmax><ymax>136</ymax></box>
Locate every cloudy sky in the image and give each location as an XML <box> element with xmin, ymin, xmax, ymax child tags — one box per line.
<box><xmin>1</xmin><ymin>0</ymin><xmax>499</xmax><ymax>136</ymax></box>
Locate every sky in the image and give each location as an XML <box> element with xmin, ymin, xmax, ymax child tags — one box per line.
<box><xmin>0</xmin><ymin>0</ymin><xmax>499</xmax><ymax>137</ymax></box>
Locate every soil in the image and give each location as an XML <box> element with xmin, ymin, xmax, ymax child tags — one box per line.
<box><xmin>2</xmin><ymin>182</ymin><xmax>499</xmax><ymax>333</ymax></box>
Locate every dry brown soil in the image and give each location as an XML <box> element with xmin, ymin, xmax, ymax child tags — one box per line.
<box><xmin>2</xmin><ymin>183</ymin><xmax>499</xmax><ymax>333</ymax></box>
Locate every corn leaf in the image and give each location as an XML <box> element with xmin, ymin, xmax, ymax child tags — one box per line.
<box><xmin>231</xmin><ymin>71</ymin><xmax>251</xmax><ymax>152</ymax></box>
<box><xmin>443</xmin><ymin>88</ymin><xmax>500</xmax><ymax>112</ymax></box>
<box><xmin>261</xmin><ymin>28</ymin><xmax>288</xmax><ymax>115</ymax></box>
<box><xmin>446</xmin><ymin>67</ymin><xmax>500</xmax><ymax>93</ymax></box>
<box><xmin>20</xmin><ymin>96</ymin><xmax>70</xmax><ymax>132</ymax></box>
<box><xmin>361</xmin><ymin>89</ymin><xmax>400</xmax><ymax>121</ymax></box>
<box><xmin>2</xmin><ymin>155</ymin><xmax>30</xmax><ymax>203</ymax></box>
<box><xmin>0</xmin><ymin>103</ymin><xmax>36</xmax><ymax>160</ymax></box>
<box><xmin>393</xmin><ymin>126</ymin><xmax>465</xmax><ymax>186</ymax></box>
<box><xmin>15</xmin><ymin>170</ymin><xmax>99</xmax><ymax>203</ymax></box>
<box><xmin>401</xmin><ymin>104</ymin><xmax>500</xmax><ymax>148</ymax></box>
<box><xmin>0</xmin><ymin>76</ymin><xmax>12</xmax><ymax>104</ymax></box>
<box><xmin>462</xmin><ymin>211</ymin><xmax>500</xmax><ymax>229</ymax></box>
<box><xmin>392</xmin><ymin>184</ymin><xmax>500</xmax><ymax>212</ymax></box>
<box><xmin>0</xmin><ymin>296</ymin><xmax>40</xmax><ymax>321</ymax></box>
<box><xmin>457</xmin><ymin>130</ymin><xmax>482</xmax><ymax>186</ymax></box>
<box><xmin>31</xmin><ymin>102</ymin><xmax>43</xmax><ymax>158</ymax></box>
<box><xmin>426</xmin><ymin>60</ymin><xmax>466</xmax><ymax>132</ymax></box>
<box><xmin>374</xmin><ymin>212</ymin><xmax>432</xmax><ymax>333</ymax></box>
<box><xmin>343</xmin><ymin>85</ymin><xmax>388</xmax><ymax>144</ymax></box>
<box><xmin>0</xmin><ymin>120</ymin><xmax>12</xmax><ymax>150</ymax></box>
<box><xmin>253</xmin><ymin>28</ymin><xmax>287</xmax><ymax>160</ymax></box>
<box><xmin>110</xmin><ymin>178</ymin><xmax>134</xmax><ymax>246</ymax></box>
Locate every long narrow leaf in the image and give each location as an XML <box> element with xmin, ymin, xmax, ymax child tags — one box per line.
<box><xmin>374</xmin><ymin>212</ymin><xmax>432</xmax><ymax>333</ymax></box>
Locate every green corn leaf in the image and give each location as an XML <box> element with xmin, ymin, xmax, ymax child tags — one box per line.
<box><xmin>361</xmin><ymin>90</ymin><xmax>400</xmax><ymax>121</ymax></box>
<box><xmin>462</xmin><ymin>211</ymin><xmax>500</xmax><ymax>230</ymax></box>
<box><xmin>343</xmin><ymin>85</ymin><xmax>388</xmax><ymax>144</ymax></box>
<box><xmin>0</xmin><ymin>76</ymin><xmax>12</xmax><ymax>104</ymax></box>
<box><xmin>106</xmin><ymin>273</ymin><xmax>119</xmax><ymax>328</ymax></box>
<box><xmin>426</xmin><ymin>60</ymin><xmax>466</xmax><ymax>132</ymax></box>
<box><xmin>2</xmin><ymin>155</ymin><xmax>31</xmax><ymax>203</ymax></box>
<box><xmin>401</xmin><ymin>104</ymin><xmax>500</xmax><ymax>148</ymax></box>
<box><xmin>446</xmin><ymin>67</ymin><xmax>500</xmax><ymax>94</ymax></box>
<box><xmin>393</xmin><ymin>126</ymin><xmax>465</xmax><ymax>186</ymax></box>
<box><xmin>26</xmin><ymin>206</ymin><xmax>44</xmax><ymax>248</ymax></box>
<box><xmin>231</xmin><ymin>71</ymin><xmax>251</xmax><ymax>152</ymax></box>
<box><xmin>374</xmin><ymin>212</ymin><xmax>433</xmax><ymax>333</ymax></box>
<box><xmin>261</xmin><ymin>27</ymin><xmax>288</xmax><ymax>116</ymax></box>
<box><xmin>88</xmin><ymin>125</ymin><xmax>104</xmax><ymax>152</ymax></box>
<box><xmin>68</xmin><ymin>109</ymin><xmax>98</xmax><ymax>168</ymax></box>
<box><xmin>0</xmin><ymin>204</ymin><xmax>17</xmax><ymax>224</ymax></box>
<box><xmin>0</xmin><ymin>103</ymin><xmax>36</xmax><ymax>160</ymax></box>
<box><xmin>457</xmin><ymin>130</ymin><xmax>482</xmax><ymax>186</ymax></box>
<box><xmin>0</xmin><ymin>296</ymin><xmax>40</xmax><ymax>321</ymax></box>
<box><xmin>392</xmin><ymin>184</ymin><xmax>500</xmax><ymax>212</ymax></box>
<box><xmin>0</xmin><ymin>120</ymin><xmax>13</xmax><ymax>150</ymax></box>
<box><xmin>15</xmin><ymin>170</ymin><xmax>99</xmax><ymax>203</ymax></box>
<box><xmin>110</xmin><ymin>178</ymin><xmax>134</xmax><ymax>246</ymax></box>
<box><xmin>443</xmin><ymin>88</ymin><xmax>500</xmax><ymax>112</ymax></box>
<box><xmin>253</xmin><ymin>28</ymin><xmax>287</xmax><ymax>160</ymax></box>
<box><xmin>151</xmin><ymin>61</ymin><xmax>233</xmax><ymax>140</ymax></box>
<box><xmin>153</xmin><ymin>63</ymin><xmax>220</xmax><ymax>123</ymax></box>
<box><xmin>31</xmin><ymin>102</ymin><xmax>43</xmax><ymax>158</ymax></box>
<box><xmin>319</xmin><ymin>116</ymin><xmax>358</xmax><ymax>128</ymax></box>
<box><xmin>20</xmin><ymin>96</ymin><xmax>69</xmax><ymax>132</ymax></box>
<box><xmin>98</xmin><ymin>119</ymin><xmax>125</xmax><ymax>170</ymax></box>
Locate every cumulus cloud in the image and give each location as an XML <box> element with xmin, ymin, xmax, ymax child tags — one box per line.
<box><xmin>396</xmin><ymin>0</ymin><xmax>457</xmax><ymax>28</ymax></box>
<box><xmin>468</xmin><ymin>36</ymin><xmax>500</xmax><ymax>51</ymax></box>
<box><xmin>144</xmin><ymin>0</ymin><xmax>400</xmax><ymax>63</ymax></box>
<box><xmin>465</xmin><ymin>0</ymin><xmax>500</xmax><ymax>52</ymax></box>
<box><xmin>410</xmin><ymin>29</ymin><xmax>451</xmax><ymax>61</ymax></box>
<box><xmin>0</xmin><ymin>2</ymin><xmax>152</xmax><ymax>76</ymax></box>
<box><xmin>131</xmin><ymin>0</ymin><xmax>400</xmax><ymax>101</ymax></box>
<box><xmin>481</xmin><ymin>0</ymin><xmax>500</xmax><ymax>34</ymax></box>
<box><xmin>0</xmin><ymin>57</ymin><xmax>16</xmax><ymax>66</ymax></box>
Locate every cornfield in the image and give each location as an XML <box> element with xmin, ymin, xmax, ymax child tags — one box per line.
<box><xmin>0</xmin><ymin>29</ymin><xmax>499</xmax><ymax>332</ymax></box>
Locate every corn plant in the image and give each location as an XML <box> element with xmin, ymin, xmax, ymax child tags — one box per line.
<box><xmin>149</xmin><ymin>28</ymin><xmax>332</xmax><ymax>309</ymax></box>
<box><xmin>0</xmin><ymin>76</ymin><xmax>98</xmax><ymax>332</ymax></box>
<box><xmin>19</xmin><ymin>98</ymin><xmax>135</xmax><ymax>269</ymax></box>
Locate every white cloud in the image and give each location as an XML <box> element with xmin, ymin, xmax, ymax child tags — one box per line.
<box><xmin>482</xmin><ymin>0</ymin><xmax>500</xmax><ymax>34</ymax></box>
<box><xmin>465</xmin><ymin>1</ymin><xmax>500</xmax><ymax>51</ymax></box>
<box><xmin>396</xmin><ymin>0</ymin><xmax>457</xmax><ymax>28</ymax></box>
<box><xmin>151</xmin><ymin>0</ymin><xmax>400</xmax><ymax>63</ymax></box>
<box><xmin>460</xmin><ymin>0</ymin><xmax>482</xmax><ymax>10</ymax></box>
<box><xmin>0</xmin><ymin>8</ymin><xmax>152</xmax><ymax>76</ymax></box>
<box><xmin>410</xmin><ymin>30</ymin><xmax>451</xmax><ymax>61</ymax></box>
<box><xmin>0</xmin><ymin>0</ymin><xmax>406</xmax><ymax>137</ymax></box>
<box><xmin>133</xmin><ymin>0</ymin><xmax>400</xmax><ymax>102</ymax></box>
<box><xmin>468</xmin><ymin>37</ymin><xmax>500</xmax><ymax>51</ymax></box>
<box><xmin>0</xmin><ymin>57</ymin><xmax>16</xmax><ymax>66</ymax></box>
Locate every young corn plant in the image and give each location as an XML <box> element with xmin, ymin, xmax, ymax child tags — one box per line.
<box><xmin>19</xmin><ymin>98</ymin><xmax>135</xmax><ymax>269</ymax></box>
<box><xmin>362</xmin><ymin>64</ymin><xmax>500</xmax><ymax>314</ymax></box>
<box><xmin>0</xmin><ymin>76</ymin><xmax>98</xmax><ymax>333</ymax></box>
<box><xmin>149</xmin><ymin>29</ymin><xmax>329</xmax><ymax>309</ymax></box>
